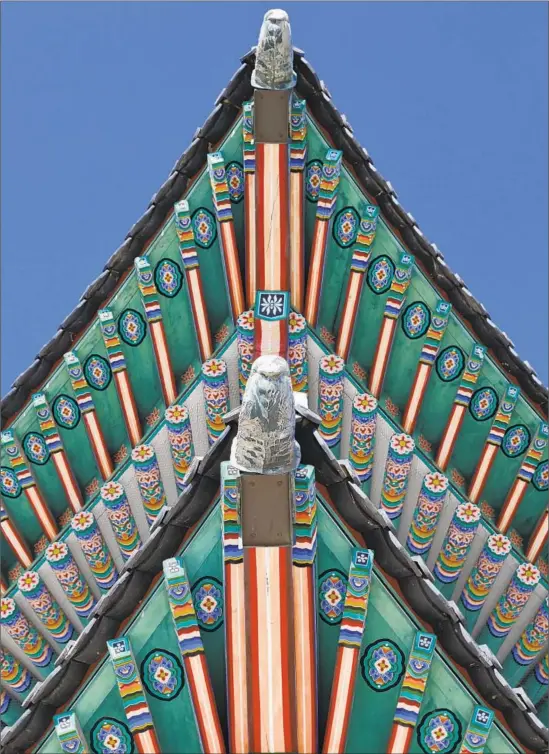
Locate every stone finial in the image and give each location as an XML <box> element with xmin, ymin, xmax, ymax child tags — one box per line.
<box><xmin>251</xmin><ymin>9</ymin><xmax>296</xmax><ymax>90</ymax></box>
<box><xmin>231</xmin><ymin>355</ymin><xmax>300</xmax><ymax>474</ymax></box>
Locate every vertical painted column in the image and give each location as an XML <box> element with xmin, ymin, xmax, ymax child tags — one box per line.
<box><xmin>162</xmin><ymin>558</ymin><xmax>226</xmax><ymax>754</ymax></box>
<box><xmin>476</xmin><ymin>562</ymin><xmax>541</xmax><ymax>653</ymax></box>
<box><xmin>435</xmin><ymin>344</ymin><xmax>486</xmax><ymax>471</ymax></box>
<box><xmin>17</xmin><ymin>570</ymin><xmax>74</xmax><ymax>643</ymax></box>
<box><xmin>107</xmin><ymin>637</ymin><xmax>161</xmax><ymax>754</ymax></box>
<box><xmin>468</xmin><ymin>384</ymin><xmax>520</xmax><ymax>503</ymax></box>
<box><xmin>432</xmin><ymin>502</ymin><xmax>481</xmax><ymax>597</ymax></box>
<box><xmin>369</xmin><ymin>253</ymin><xmax>414</xmax><ymax>399</ymax></box>
<box><xmin>402</xmin><ymin>300</ymin><xmax>451</xmax><ymax>433</ymax></box>
<box><xmin>317</xmin><ymin>354</ymin><xmax>345</xmax><ymax>454</ymax></box>
<box><xmin>336</xmin><ymin>206</ymin><xmax>380</xmax><ymax>361</ymax></box>
<box><xmin>131</xmin><ymin>444</ymin><xmax>167</xmax><ymax>526</ymax></box>
<box><xmin>526</xmin><ymin>509</ymin><xmax>548</xmax><ymax>563</ymax></box>
<box><xmin>2</xmin><ymin>429</ymin><xmax>58</xmax><ymax>541</ymax></box>
<box><xmin>459</xmin><ymin>533</ymin><xmax>511</xmax><ymax>632</ymax></box>
<box><xmin>323</xmin><ymin>549</ymin><xmax>373</xmax><ymax>754</ymax></box>
<box><xmin>64</xmin><ymin>351</ymin><xmax>114</xmax><ymax>480</ymax></box>
<box><xmin>497</xmin><ymin>421</ymin><xmax>549</xmax><ymax>533</ymax></box>
<box><xmin>237</xmin><ymin>310</ymin><xmax>255</xmax><ymax>400</ymax></box>
<box><xmin>134</xmin><ymin>257</ymin><xmax>177</xmax><ymax>406</ymax></box>
<box><xmin>304</xmin><ymin>149</ymin><xmax>343</xmax><ymax>327</ymax></box>
<box><xmin>379</xmin><ymin>433</ymin><xmax>415</xmax><ymax>521</ymax></box>
<box><xmin>502</xmin><ymin>597</ymin><xmax>549</xmax><ymax>686</ymax></box>
<box><xmin>0</xmin><ymin>500</ymin><xmax>33</xmax><ymax>568</ymax></box>
<box><xmin>174</xmin><ymin>199</ymin><xmax>214</xmax><ymax>361</ymax></box>
<box><xmin>98</xmin><ymin>308</ymin><xmax>142</xmax><ymax>447</ymax></box>
<box><xmin>348</xmin><ymin>393</ymin><xmax>378</xmax><ymax>491</ymax></box>
<box><xmin>292</xmin><ymin>465</ymin><xmax>318</xmax><ymax>754</ymax></box>
<box><xmin>71</xmin><ymin>511</ymin><xmax>118</xmax><ymax>592</ymax></box>
<box><xmin>289</xmin><ymin>96</ymin><xmax>307</xmax><ymax>312</ymax></box>
<box><xmin>165</xmin><ymin>404</ymin><xmax>194</xmax><ymax>492</ymax></box>
<box><xmin>208</xmin><ymin>151</ymin><xmax>245</xmax><ymax>321</ymax></box>
<box><xmin>100</xmin><ymin>481</ymin><xmax>141</xmax><ymax>561</ymax></box>
<box><xmin>45</xmin><ymin>541</ymin><xmax>96</xmax><ymax>620</ymax></box>
<box><xmin>243</xmin><ymin>101</ymin><xmax>257</xmax><ymax>309</ymax></box>
<box><xmin>458</xmin><ymin>706</ymin><xmax>494</xmax><ymax>754</ymax></box>
<box><xmin>405</xmin><ymin>472</ymin><xmax>449</xmax><ymax>557</ymax></box>
<box><xmin>221</xmin><ymin>463</ymin><xmax>248</xmax><ymax>754</ymax></box>
<box><xmin>202</xmin><ymin>358</ymin><xmax>229</xmax><ymax>446</ymax></box>
<box><xmin>1</xmin><ymin>647</ymin><xmax>36</xmax><ymax>700</ymax></box>
<box><xmin>523</xmin><ymin>655</ymin><xmax>549</xmax><ymax>705</ymax></box>
<box><xmin>32</xmin><ymin>392</ymin><xmax>83</xmax><ymax>513</ymax></box>
<box><xmin>288</xmin><ymin>312</ymin><xmax>308</xmax><ymax>393</ymax></box>
<box><xmin>387</xmin><ymin>631</ymin><xmax>437</xmax><ymax>754</ymax></box>
<box><xmin>254</xmin><ymin>290</ymin><xmax>290</xmax><ymax>359</ymax></box>
<box><xmin>0</xmin><ymin>596</ymin><xmax>55</xmax><ymax>672</ymax></box>
<box><xmin>54</xmin><ymin>712</ymin><xmax>88</xmax><ymax>753</ymax></box>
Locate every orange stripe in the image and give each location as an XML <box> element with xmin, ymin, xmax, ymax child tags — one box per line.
<box><xmin>2</xmin><ymin>520</ymin><xmax>32</xmax><ymax>567</ymax></box>
<box><xmin>246</xmin><ymin>548</ymin><xmax>262</xmax><ymax>752</ymax></box>
<box><xmin>526</xmin><ymin>512</ymin><xmax>548</xmax><ymax>562</ymax></box>
<box><xmin>402</xmin><ymin>362</ymin><xmax>431</xmax><ymax>434</ymax></box>
<box><xmin>278</xmin><ymin>144</ymin><xmax>289</xmax><ymax>292</ymax></box>
<box><xmin>436</xmin><ymin>404</ymin><xmax>465</xmax><ymax>470</ymax></box>
<box><xmin>26</xmin><ymin>486</ymin><xmax>58</xmax><ymax>540</ymax></box>
<box><xmin>497</xmin><ymin>478</ymin><xmax>527</xmax><ymax>533</ymax></box>
<box><xmin>84</xmin><ymin>411</ymin><xmax>114</xmax><ymax>479</ymax></box>
<box><xmin>279</xmin><ymin>548</ymin><xmax>296</xmax><ymax>752</ymax></box>
<box><xmin>468</xmin><ymin>443</ymin><xmax>498</xmax><ymax>503</ymax></box>
<box><xmin>115</xmin><ymin>371</ymin><xmax>142</xmax><ymax>446</ymax></box>
<box><xmin>370</xmin><ymin>318</ymin><xmax>396</xmax><ymax>398</ymax></box>
<box><xmin>150</xmin><ymin>321</ymin><xmax>176</xmax><ymax>405</ymax></box>
<box><xmin>52</xmin><ymin>451</ymin><xmax>83</xmax><ymax>512</ymax></box>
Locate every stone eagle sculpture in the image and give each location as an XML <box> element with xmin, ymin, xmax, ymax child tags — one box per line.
<box><xmin>251</xmin><ymin>9</ymin><xmax>296</xmax><ymax>90</ymax></box>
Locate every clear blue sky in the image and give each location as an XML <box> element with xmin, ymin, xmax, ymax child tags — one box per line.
<box><xmin>2</xmin><ymin>2</ymin><xmax>547</xmax><ymax>392</ymax></box>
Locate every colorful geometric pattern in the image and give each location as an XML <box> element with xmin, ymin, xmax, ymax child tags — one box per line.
<box><xmin>288</xmin><ymin>311</ymin><xmax>308</xmax><ymax>392</ymax></box>
<box><xmin>502</xmin><ymin>424</ymin><xmax>531</xmax><ymax>459</ymax></box>
<box><xmin>406</xmin><ymin>472</ymin><xmax>449</xmax><ymax>556</ymax></box>
<box><xmin>507</xmin><ymin>597</ymin><xmax>549</xmax><ymax>676</ymax></box>
<box><xmin>71</xmin><ymin>510</ymin><xmax>118</xmax><ymax>591</ymax></box>
<box><xmin>305</xmin><ymin>159</ymin><xmax>323</xmax><ymax>202</ymax></box>
<box><xmin>453</xmin><ymin>345</ymin><xmax>486</xmax><ymax>408</ymax></box>
<box><xmin>402</xmin><ymin>302</ymin><xmax>431</xmax><ymax>340</ymax></box>
<box><xmin>419</xmin><ymin>300</ymin><xmax>451</xmax><ymax>366</ymax></box>
<box><xmin>289</xmin><ymin>95</ymin><xmax>307</xmax><ymax>172</ymax></box>
<box><xmin>131</xmin><ymin>444</ymin><xmax>167</xmax><ymax>526</ymax></box>
<box><xmin>433</xmin><ymin>502</ymin><xmax>481</xmax><ymax>589</ymax></box>
<box><xmin>293</xmin><ymin>465</ymin><xmax>317</xmax><ymax>567</ymax></box>
<box><xmin>516</xmin><ymin>421</ymin><xmax>548</xmax><ymax>483</ymax></box>
<box><xmin>33</xmin><ymin>392</ymin><xmax>64</xmax><ymax>456</ymax></box>
<box><xmin>22</xmin><ymin>431</ymin><xmax>50</xmax><ymax>465</ymax></box>
<box><xmin>154</xmin><ymin>258</ymin><xmax>183</xmax><ymax>299</ymax></box>
<box><xmin>380</xmin><ymin>433</ymin><xmax>415</xmax><ymax>521</ymax></box>
<box><xmin>174</xmin><ymin>200</ymin><xmax>199</xmax><ymax>269</ymax></box>
<box><xmin>256</xmin><ymin>290</ymin><xmax>289</xmax><ymax>321</ymax></box>
<box><xmin>393</xmin><ymin>631</ymin><xmax>436</xmax><ymax>728</ymax></box>
<box><xmin>202</xmin><ymin>358</ymin><xmax>229</xmax><ymax>446</ymax></box>
<box><xmin>100</xmin><ymin>481</ymin><xmax>141</xmax><ymax>561</ymax></box>
<box><xmin>458</xmin><ymin>706</ymin><xmax>494</xmax><ymax>754</ymax></box>
<box><xmin>485</xmin><ymin>384</ymin><xmax>520</xmax><ymax>446</ymax></box>
<box><xmin>107</xmin><ymin>637</ymin><xmax>156</xmax><ymax>738</ymax></box>
<box><xmin>141</xmin><ymin>649</ymin><xmax>184</xmax><ymax>701</ymax></box>
<box><xmin>532</xmin><ymin>459</ymin><xmax>548</xmax><ymax>491</ymax></box>
<box><xmin>318</xmin><ymin>569</ymin><xmax>347</xmax><ymax>625</ymax></box>
<box><xmin>237</xmin><ymin>310</ymin><xmax>255</xmax><ymax>399</ymax></box>
<box><xmin>1</xmin><ymin>647</ymin><xmax>35</xmax><ymax>697</ymax></box>
<box><xmin>192</xmin><ymin>577</ymin><xmax>224</xmax><ymax>631</ymax></box>
<box><xmin>367</xmin><ymin>255</ymin><xmax>395</xmax><ymax>295</ymax></box>
<box><xmin>225</xmin><ymin>161</ymin><xmax>244</xmax><ymax>203</ymax></box>
<box><xmin>1</xmin><ymin>430</ymin><xmax>35</xmax><ymax>490</ymax></box>
<box><xmin>90</xmin><ymin>717</ymin><xmax>134</xmax><ymax>754</ymax></box>
<box><xmin>221</xmin><ymin>463</ymin><xmax>242</xmax><ymax>565</ymax></box>
<box><xmin>417</xmin><ymin>709</ymin><xmax>462</xmax><ymax>754</ymax></box>
<box><xmin>1</xmin><ymin>466</ymin><xmax>22</xmax><ymax>498</ymax></box>
<box><xmin>54</xmin><ymin>712</ymin><xmax>87</xmax><ymax>754</ymax></box>
<box><xmin>99</xmin><ymin>309</ymin><xmax>127</xmax><ymax>373</ymax></box>
<box><xmin>163</xmin><ymin>557</ymin><xmax>205</xmax><ymax>657</ymax></box>
<box><xmin>45</xmin><ymin>540</ymin><xmax>96</xmax><ymax>619</ymax></box>
<box><xmin>165</xmin><ymin>404</ymin><xmax>194</xmax><ymax>491</ymax></box>
<box><xmin>208</xmin><ymin>151</ymin><xmax>234</xmax><ymax>223</ymax></box>
<box><xmin>436</xmin><ymin>346</ymin><xmax>465</xmax><ymax>383</ymax></box>
<box><xmin>52</xmin><ymin>395</ymin><xmax>81</xmax><ymax>430</ymax></box>
<box><xmin>17</xmin><ymin>569</ymin><xmax>74</xmax><ymax>643</ymax></box>
<box><xmin>191</xmin><ymin>207</ymin><xmax>217</xmax><ymax>248</ymax></box>
<box><xmin>361</xmin><ymin>639</ymin><xmax>405</xmax><ymax>692</ymax></box>
<box><xmin>318</xmin><ymin>354</ymin><xmax>345</xmax><ymax>449</ymax></box>
<box><xmin>63</xmin><ymin>351</ymin><xmax>95</xmax><ymax>414</ymax></box>
<box><xmin>348</xmin><ymin>204</ymin><xmax>379</xmax><ymax>274</ymax></box>
<box><xmin>338</xmin><ymin>549</ymin><xmax>373</xmax><ymax>649</ymax></box>
<box><xmin>349</xmin><ymin>392</ymin><xmax>378</xmax><ymax>484</ymax></box>
<box><xmin>460</xmin><ymin>533</ymin><xmax>511</xmax><ymax>614</ymax></box>
<box><xmin>316</xmin><ymin>149</ymin><xmax>342</xmax><ymax>220</ymax></box>
<box><xmin>134</xmin><ymin>257</ymin><xmax>162</xmax><ymax>323</ymax></box>
<box><xmin>483</xmin><ymin>562</ymin><xmax>541</xmax><ymax>642</ymax></box>
<box><xmin>118</xmin><ymin>309</ymin><xmax>147</xmax><ymax>347</ymax></box>
<box><xmin>384</xmin><ymin>253</ymin><xmax>414</xmax><ymax>320</ymax></box>
<box><xmin>243</xmin><ymin>101</ymin><xmax>255</xmax><ymax>174</ymax></box>
<box><xmin>332</xmin><ymin>206</ymin><xmax>360</xmax><ymax>248</ymax></box>
<box><xmin>84</xmin><ymin>353</ymin><xmax>113</xmax><ymax>390</ymax></box>
<box><xmin>0</xmin><ymin>596</ymin><xmax>55</xmax><ymax>668</ymax></box>
<box><xmin>468</xmin><ymin>387</ymin><xmax>498</xmax><ymax>422</ymax></box>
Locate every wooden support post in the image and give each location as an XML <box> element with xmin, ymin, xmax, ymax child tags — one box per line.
<box><xmin>100</xmin><ymin>481</ymin><xmax>142</xmax><ymax>561</ymax></box>
<box><xmin>405</xmin><ymin>472</ymin><xmax>449</xmax><ymax>557</ymax></box>
<box><xmin>502</xmin><ymin>597</ymin><xmax>549</xmax><ymax>687</ymax></box>
<box><xmin>526</xmin><ymin>509</ymin><xmax>549</xmax><ymax>563</ymax></box>
<box><xmin>17</xmin><ymin>570</ymin><xmax>74</xmax><ymax>643</ymax></box>
<box><xmin>71</xmin><ymin>510</ymin><xmax>118</xmax><ymax>592</ymax></box>
<box><xmin>289</xmin><ymin>96</ymin><xmax>307</xmax><ymax>312</ymax></box>
<box><xmin>379</xmin><ymin>433</ymin><xmax>415</xmax><ymax>522</ymax></box>
<box><xmin>1</xmin><ymin>647</ymin><xmax>37</xmax><ymax>700</ymax></box>
<box><xmin>0</xmin><ymin>500</ymin><xmax>33</xmax><ymax>568</ymax></box>
<box><xmin>132</xmin><ymin>444</ymin><xmax>167</xmax><ymax>526</ymax></box>
<box><xmin>243</xmin><ymin>101</ymin><xmax>257</xmax><ymax>309</ymax></box>
<box><xmin>165</xmin><ymin>404</ymin><xmax>194</xmax><ymax>492</ymax></box>
<box><xmin>0</xmin><ymin>596</ymin><xmax>56</xmax><ymax>673</ymax></box>
<box><xmin>45</xmin><ymin>541</ymin><xmax>96</xmax><ymax>621</ymax></box>
<box><xmin>432</xmin><ymin>502</ymin><xmax>481</xmax><ymax>598</ymax></box>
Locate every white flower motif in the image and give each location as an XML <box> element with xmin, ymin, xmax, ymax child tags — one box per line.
<box><xmin>259</xmin><ymin>293</ymin><xmax>285</xmax><ymax>318</ymax></box>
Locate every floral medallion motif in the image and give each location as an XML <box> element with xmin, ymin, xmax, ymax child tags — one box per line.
<box><xmin>84</xmin><ymin>354</ymin><xmax>112</xmax><ymax>391</ymax></box>
<box><xmin>361</xmin><ymin>639</ymin><xmax>405</xmax><ymax>692</ymax></box>
<box><xmin>332</xmin><ymin>206</ymin><xmax>360</xmax><ymax>248</ymax></box>
<box><xmin>22</xmin><ymin>432</ymin><xmax>50</xmax><ymax>465</ymax></box>
<box><xmin>435</xmin><ymin>346</ymin><xmax>465</xmax><ymax>382</ymax></box>
<box><xmin>533</xmin><ymin>460</ymin><xmax>549</xmax><ymax>492</ymax></box>
<box><xmin>305</xmin><ymin>160</ymin><xmax>323</xmax><ymax>202</ymax></box>
<box><xmin>417</xmin><ymin>709</ymin><xmax>462</xmax><ymax>754</ymax></box>
<box><xmin>52</xmin><ymin>395</ymin><xmax>81</xmax><ymax>430</ymax></box>
<box><xmin>367</xmin><ymin>255</ymin><xmax>395</xmax><ymax>295</ymax></box>
<box><xmin>501</xmin><ymin>424</ymin><xmax>531</xmax><ymax>458</ymax></box>
<box><xmin>1</xmin><ymin>467</ymin><xmax>22</xmax><ymax>498</ymax></box>
<box><xmin>226</xmin><ymin>161</ymin><xmax>244</xmax><ymax>202</ymax></box>
<box><xmin>318</xmin><ymin>569</ymin><xmax>347</xmax><ymax>624</ymax></box>
<box><xmin>141</xmin><ymin>649</ymin><xmax>184</xmax><ymax>701</ymax></box>
<box><xmin>91</xmin><ymin>717</ymin><xmax>134</xmax><ymax>754</ymax></box>
<box><xmin>468</xmin><ymin>387</ymin><xmax>498</xmax><ymax>422</ymax></box>
<box><xmin>154</xmin><ymin>258</ymin><xmax>183</xmax><ymax>298</ymax></box>
<box><xmin>118</xmin><ymin>309</ymin><xmax>147</xmax><ymax>347</ymax></box>
<box><xmin>402</xmin><ymin>302</ymin><xmax>431</xmax><ymax>340</ymax></box>
<box><xmin>192</xmin><ymin>577</ymin><xmax>224</xmax><ymax>631</ymax></box>
<box><xmin>191</xmin><ymin>207</ymin><xmax>217</xmax><ymax>249</ymax></box>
